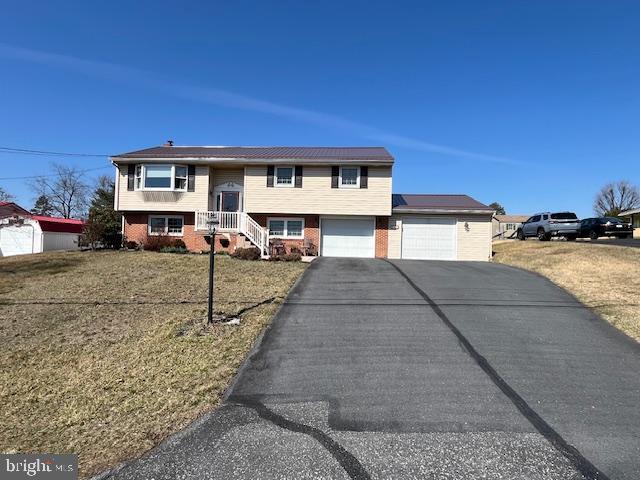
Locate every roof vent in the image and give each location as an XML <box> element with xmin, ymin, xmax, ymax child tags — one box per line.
<box><xmin>165</xmin><ymin>140</ymin><xmax>174</xmax><ymax>147</ymax></box>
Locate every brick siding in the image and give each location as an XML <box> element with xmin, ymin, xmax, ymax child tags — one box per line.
<box><xmin>250</xmin><ymin>214</ymin><xmax>319</xmax><ymax>255</ymax></box>
<box><xmin>123</xmin><ymin>212</ymin><xmax>214</xmax><ymax>253</ymax></box>
<box><xmin>123</xmin><ymin>212</ymin><xmax>388</xmax><ymax>257</ymax></box>
<box><xmin>375</xmin><ymin>216</ymin><xmax>389</xmax><ymax>258</ymax></box>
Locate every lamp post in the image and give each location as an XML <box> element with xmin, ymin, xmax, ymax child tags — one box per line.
<box><xmin>206</xmin><ymin>214</ymin><xmax>219</xmax><ymax>324</ymax></box>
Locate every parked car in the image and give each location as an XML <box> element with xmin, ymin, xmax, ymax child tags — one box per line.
<box><xmin>516</xmin><ymin>212</ymin><xmax>580</xmax><ymax>241</ymax></box>
<box><xmin>578</xmin><ymin>217</ymin><xmax>633</xmax><ymax>239</ymax></box>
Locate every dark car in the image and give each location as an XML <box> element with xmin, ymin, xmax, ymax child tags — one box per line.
<box><xmin>578</xmin><ymin>217</ymin><xmax>633</xmax><ymax>239</ymax></box>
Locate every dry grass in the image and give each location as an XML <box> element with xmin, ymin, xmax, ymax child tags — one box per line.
<box><xmin>0</xmin><ymin>251</ymin><xmax>306</xmax><ymax>478</ymax></box>
<box><xmin>493</xmin><ymin>240</ymin><xmax>640</xmax><ymax>341</ymax></box>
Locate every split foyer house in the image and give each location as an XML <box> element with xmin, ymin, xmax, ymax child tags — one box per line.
<box><xmin>111</xmin><ymin>145</ymin><xmax>494</xmax><ymax>261</ymax></box>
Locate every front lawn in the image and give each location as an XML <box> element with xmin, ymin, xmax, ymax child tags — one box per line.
<box><xmin>0</xmin><ymin>251</ymin><xmax>306</xmax><ymax>478</ymax></box>
<box><xmin>493</xmin><ymin>240</ymin><xmax>640</xmax><ymax>341</ymax></box>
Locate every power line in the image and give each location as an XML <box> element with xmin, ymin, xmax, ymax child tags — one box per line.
<box><xmin>0</xmin><ymin>166</ymin><xmax>112</xmax><ymax>181</ymax></box>
<box><xmin>0</xmin><ymin>146</ymin><xmax>109</xmax><ymax>157</ymax></box>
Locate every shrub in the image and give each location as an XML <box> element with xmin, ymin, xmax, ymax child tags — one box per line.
<box><xmin>143</xmin><ymin>236</ymin><xmax>175</xmax><ymax>252</ymax></box>
<box><xmin>171</xmin><ymin>238</ymin><xmax>187</xmax><ymax>249</ymax></box>
<box><xmin>281</xmin><ymin>252</ymin><xmax>302</xmax><ymax>262</ymax></box>
<box><xmin>230</xmin><ymin>247</ymin><xmax>261</xmax><ymax>261</ymax></box>
<box><xmin>125</xmin><ymin>240</ymin><xmax>139</xmax><ymax>250</ymax></box>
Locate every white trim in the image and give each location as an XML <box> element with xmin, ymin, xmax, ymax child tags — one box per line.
<box><xmin>274</xmin><ymin>166</ymin><xmax>295</xmax><ymax>188</ymax></box>
<box><xmin>148</xmin><ymin>215</ymin><xmax>185</xmax><ymax>236</ymax></box>
<box><xmin>339</xmin><ymin>166</ymin><xmax>360</xmax><ymax>188</ymax></box>
<box><xmin>267</xmin><ymin>217</ymin><xmax>305</xmax><ymax>239</ymax></box>
<box><xmin>135</xmin><ymin>164</ymin><xmax>188</xmax><ymax>192</ymax></box>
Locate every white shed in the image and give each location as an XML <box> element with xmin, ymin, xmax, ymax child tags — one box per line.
<box><xmin>0</xmin><ymin>215</ymin><xmax>85</xmax><ymax>257</ymax></box>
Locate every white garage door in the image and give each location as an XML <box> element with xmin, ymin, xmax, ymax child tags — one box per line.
<box><xmin>0</xmin><ymin>226</ymin><xmax>35</xmax><ymax>257</ymax></box>
<box><xmin>401</xmin><ymin>217</ymin><xmax>457</xmax><ymax>260</ymax></box>
<box><xmin>321</xmin><ymin>218</ymin><xmax>375</xmax><ymax>258</ymax></box>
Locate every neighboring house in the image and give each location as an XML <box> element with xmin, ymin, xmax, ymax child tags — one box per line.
<box><xmin>619</xmin><ymin>208</ymin><xmax>640</xmax><ymax>238</ymax></box>
<box><xmin>0</xmin><ymin>214</ymin><xmax>86</xmax><ymax>257</ymax></box>
<box><xmin>111</xmin><ymin>145</ymin><xmax>494</xmax><ymax>261</ymax></box>
<box><xmin>0</xmin><ymin>201</ymin><xmax>31</xmax><ymax>219</ymax></box>
<box><xmin>492</xmin><ymin>214</ymin><xmax>529</xmax><ymax>239</ymax></box>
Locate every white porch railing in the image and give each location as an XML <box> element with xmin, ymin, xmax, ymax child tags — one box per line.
<box><xmin>195</xmin><ymin>211</ymin><xmax>269</xmax><ymax>256</ymax></box>
<box><xmin>196</xmin><ymin>211</ymin><xmax>240</xmax><ymax>231</ymax></box>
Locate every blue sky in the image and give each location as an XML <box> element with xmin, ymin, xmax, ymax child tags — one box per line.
<box><xmin>0</xmin><ymin>0</ymin><xmax>638</xmax><ymax>217</ymax></box>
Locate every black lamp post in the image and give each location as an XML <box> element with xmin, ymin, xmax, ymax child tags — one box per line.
<box><xmin>206</xmin><ymin>214</ymin><xmax>219</xmax><ymax>324</ymax></box>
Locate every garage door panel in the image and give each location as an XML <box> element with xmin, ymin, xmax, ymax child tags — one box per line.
<box><xmin>402</xmin><ymin>217</ymin><xmax>456</xmax><ymax>260</ymax></box>
<box><xmin>321</xmin><ymin>218</ymin><xmax>375</xmax><ymax>258</ymax></box>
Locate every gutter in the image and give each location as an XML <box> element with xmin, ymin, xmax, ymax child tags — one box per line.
<box><xmin>392</xmin><ymin>208</ymin><xmax>495</xmax><ymax>215</ymax></box>
<box><xmin>109</xmin><ymin>157</ymin><xmax>393</xmax><ymax>167</ymax></box>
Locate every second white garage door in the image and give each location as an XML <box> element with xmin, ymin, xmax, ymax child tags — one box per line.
<box><xmin>321</xmin><ymin>218</ymin><xmax>375</xmax><ymax>258</ymax></box>
<box><xmin>401</xmin><ymin>217</ymin><xmax>457</xmax><ymax>260</ymax></box>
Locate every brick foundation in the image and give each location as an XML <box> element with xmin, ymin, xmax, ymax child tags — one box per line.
<box><xmin>123</xmin><ymin>212</ymin><xmax>213</xmax><ymax>253</ymax></box>
<box><xmin>123</xmin><ymin>212</ymin><xmax>389</xmax><ymax>257</ymax></box>
<box><xmin>250</xmin><ymin>214</ymin><xmax>320</xmax><ymax>255</ymax></box>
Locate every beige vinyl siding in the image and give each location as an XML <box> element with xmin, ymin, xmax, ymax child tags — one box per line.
<box><xmin>209</xmin><ymin>168</ymin><xmax>244</xmax><ymax>210</ymax></box>
<box><xmin>211</xmin><ymin>168</ymin><xmax>244</xmax><ymax>187</ymax></box>
<box><xmin>244</xmin><ymin>165</ymin><xmax>392</xmax><ymax>216</ymax></box>
<box><xmin>387</xmin><ymin>215</ymin><xmax>402</xmax><ymax>259</ymax></box>
<box><xmin>387</xmin><ymin>214</ymin><xmax>492</xmax><ymax>261</ymax></box>
<box><xmin>456</xmin><ymin>215</ymin><xmax>493</xmax><ymax>261</ymax></box>
<box><xmin>116</xmin><ymin>165</ymin><xmax>209</xmax><ymax>212</ymax></box>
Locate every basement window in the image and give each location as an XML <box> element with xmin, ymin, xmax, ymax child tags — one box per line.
<box><xmin>268</xmin><ymin>218</ymin><xmax>304</xmax><ymax>238</ymax></box>
<box><xmin>148</xmin><ymin>215</ymin><xmax>184</xmax><ymax>236</ymax></box>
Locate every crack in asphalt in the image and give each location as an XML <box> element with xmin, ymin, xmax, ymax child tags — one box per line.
<box><xmin>234</xmin><ymin>399</ymin><xmax>371</xmax><ymax>480</ymax></box>
<box><xmin>385</xmin><ymin>259</ymin><xmax>610</xmax><ymax>480</ymax></box>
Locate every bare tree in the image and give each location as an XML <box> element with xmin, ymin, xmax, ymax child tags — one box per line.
<box><xmin>0</xmin><ymin>187</ymin><xmax>14</xmax><ymax>202</ymax></box>
<box><xmin>593</xmin><ymin>180</ymin><xmax>640</xmax><ymax>217</ymax></box>
<box><xmin>31</xmin><ymin>164</ymin><xmax>90</xmax><ymax>218</ymax></box>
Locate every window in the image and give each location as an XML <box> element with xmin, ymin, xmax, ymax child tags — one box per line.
<box><xmin>504</xmin><ymin>223</ymin><xmax>517</xmax><ymax>230</ymax></box>
<box><xmin>135</xmin><ymin>164</ymin><xmax>188</xmax><ymax>191</ymax></box>
<box><xmin>174</xmin><ymin>166</ymin><xmax>187</xmax><ymax>191</ymax></box>
<box><xmin>550</xmin><ymin>212</ymin><xmax>578</xmax><ymax>220</ymax></box>
<box><xmin>135</xmin><ymin>165</ymin><xmax>142</xmax><ymax>190</ymax></box>
<box><xmin>144</xmin><ymin>165</ymin><xmax>172</xmax><ymax>189</ymax></box>
<box><xmin>530</xmin><ymin>215</ymin><xmax>541</xmax><ymax>222</ymax></box>
<box><xmin>340</xmin><ymin>166</ymin><xmax>359</xmax><ymax>188</ymax></box>
<box><xmin>268</xmin><ymin>220</ymin><xmax>285</xmax><ymax>236</ymax></box>
<box><xmin>148</xmin><ymin>216</ymin><xmax>184</xmax><ymax>236</ymax></box>
<box><xmin>275</xmin><ymin>167</ymin><xmax>294</xmax><ymax>187</ymax></box>
<box><xmin>634</xmin><ymin>216</ymin><xmax>640</xmax><ymax>228</ymax></box>
<box><xmin>267</xmin><ymin>218</ymin><xmax>304</xmax><ymax>238</ymax></box>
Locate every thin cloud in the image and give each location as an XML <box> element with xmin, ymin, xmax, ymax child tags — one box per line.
<box><xmin>0</xmin><ymin>43</ymin><xmax>518</xmax><ymax>165</ymax></box>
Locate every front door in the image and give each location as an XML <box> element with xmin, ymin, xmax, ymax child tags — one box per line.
<box><xmin>219</xmin><ymin>191</ymin><xmax>240</xmax><ymax>212</ymax></box>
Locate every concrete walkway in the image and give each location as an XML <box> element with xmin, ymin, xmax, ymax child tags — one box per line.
<box><xmin>105</xmin><ymin>258</ymin><xmax>640</xmax><ymax>480</ymax></box>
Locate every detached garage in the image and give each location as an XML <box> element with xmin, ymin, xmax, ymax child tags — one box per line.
<box><xmin>0</xmin><ymin>215</ymin><xmax>86</xmax><ymax>257</ymax></box>
<box><xmin>388</xmin><ymin>194</ymin><xmax>493</xmax><ymax>262</ymax></box>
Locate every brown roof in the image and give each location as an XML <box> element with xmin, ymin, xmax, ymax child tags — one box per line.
<box><xmin>112</xmin><ymin>146</ymin><xmax>394</xmax><ymax>164</ymax></box>
<box><xmin>0</xmin><ymin>201</ymin><xmax>31</xmax><ymax>219</ymax></box>
<box><xmin>392</xmin><ymin>194</ymin><xmax>493</xmax><ymax>212</ymax></box>
<box><xmin>494</xmin><ymin>215</ymin><xmax>529</xmax><ymax>223</ymax></box>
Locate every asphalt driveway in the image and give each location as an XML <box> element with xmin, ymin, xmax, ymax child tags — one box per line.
<box><xmin>105</xmin><ymin>258</ymin><xmax>640</xmax><ymax>480</ymax></box>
